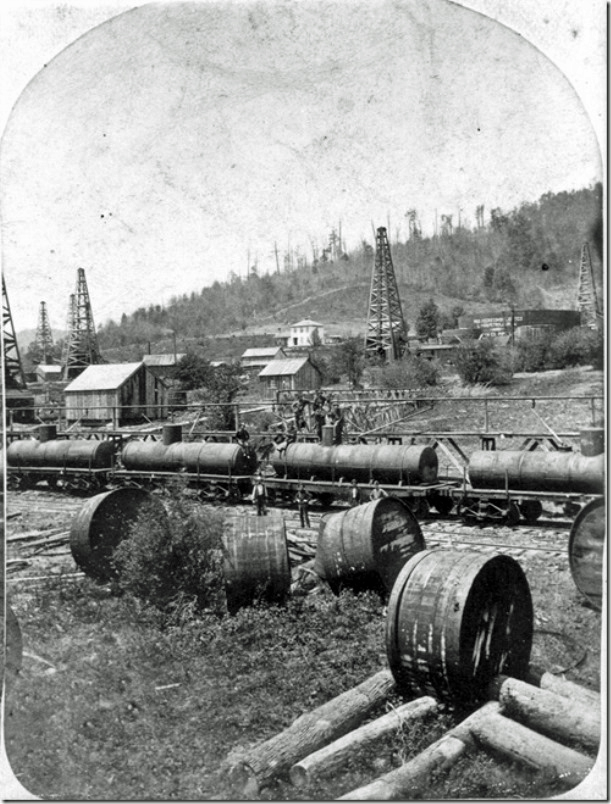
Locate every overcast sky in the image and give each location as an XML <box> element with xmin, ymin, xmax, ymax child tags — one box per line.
<box><xmin>0</xmin><ymin>0</ymin><xmax>605</xmax><ymax>333</ymax></box>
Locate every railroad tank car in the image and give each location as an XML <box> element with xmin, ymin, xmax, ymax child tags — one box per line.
<box><xmin>468</xmin><ymin>450</ymin><xmax>605</xmax><ymax>495</ymax></box>
<box><xmin>121</xmin><ymin>440</ymin><xmax>257</xmax><ymax>476</ymax></box>
<box><xmin>271</xmin><ymin>442</ymin><xmax>438</xmax><ymax>485</ymax></box>
<box><xmin>7</xmin><ymin>437</ymin><xmax>115</xmax><ymax>470</ymax></box>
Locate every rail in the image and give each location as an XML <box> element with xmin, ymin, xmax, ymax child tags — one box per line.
<box><xmin>4</xmin><ymin>393</ymin><xmax>604</xmax><ymax>434</ymax></box>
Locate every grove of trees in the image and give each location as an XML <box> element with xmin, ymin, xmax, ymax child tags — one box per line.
<box><xmin>94</xmin><ymin>185</ymin><xmax>602</xmax><ymax>354</ymax></box>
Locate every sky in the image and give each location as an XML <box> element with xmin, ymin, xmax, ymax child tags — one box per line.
<box><xmin>0</xmin><ymin>0</ymin><xmax>605</xmax><ymax>334</ymax></box>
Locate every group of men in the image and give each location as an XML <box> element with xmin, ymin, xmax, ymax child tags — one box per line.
<box><xmin>250</xmin><ymin>476</ymin><xmax>388</xmax><ymax>523</ymax></box>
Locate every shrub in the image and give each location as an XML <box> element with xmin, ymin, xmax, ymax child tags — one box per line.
<box><xmin>514</xmin><ymin>331</ymin><xmax>556</xmax><ymax>372</ymax></box>
<box><xmin>372</xmin><ymin>355</ymin><xmax>441</xmax><ymax>389</ymax></box>
<box><xmin>454</xmin><ymin>339</ymin><xmax>513</xmax><ymax>386</ymax></box>
<box><xmin>549</xmin><ymin>326</ymin><xmax>604</xmax><ymax>370</ymax></box>
<box><xmin>112</xmin><ymin>490</ymin><xmax>226</xmax><ymax>619</ymax></box>
<box><xmin>514</xmin><ymin>326</ymin><xmax>604</xmax><ymax>372</ymax></box>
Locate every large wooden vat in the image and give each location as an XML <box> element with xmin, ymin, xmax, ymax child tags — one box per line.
<box><xmin>314</xmin><ymin>497</ymin><xmax>426</xmax><ymax>594</ymax></box>
<box><xmin>223</xmin><ymin>515</ymin><xmax>291</xmax><ymax>614</ymax></box>
<box><xmin>386</xmin><ymin>550</ymin><xmax>533</xmax><ymax>703</ymax></box>
<box><xmin>273</xmin><ymin>443</ymin><xmax>438</xmax><ymax>485</ymax></box>
<box><xmin>7</xmin><ymin>438</ymin><xmax>115</xmax><ymax>469</ymax></box>
<box><xmin>70</xmin><ymin>488</ymin><xmax>168</xmax><ymax>581</ymax></box>
<box><xmin>568</xmin><ymin>498</ymin><xmax>605</xmax><ymax>611</ymax></box>
<box><xmin>121</xmin><ymin>441</ymin><xmax>256</xmax><ymax>475</ymax></box>
<box><xmin>468</xmin><ymin>450</ymin><xmax>604</xmax><ymax>494</ymax></box>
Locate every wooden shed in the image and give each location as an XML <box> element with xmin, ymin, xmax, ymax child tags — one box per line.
<box><xmin>64</xmin><ymin>362</ymin><xmax>167</xmax><ymax>427</ymax></box>
<box><xmin>258</xmin><ymin>356</ymin><xmax>322</xmax><ymax>399</ymax></box>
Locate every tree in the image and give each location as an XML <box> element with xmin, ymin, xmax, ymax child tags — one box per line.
<box><xmin>175</xmin><ymin>353</ymin><xmax>213</xmax><ymax>391</ymax></box>
<box><xmin>329</xmin><ymin>337</ymin><xmax>366</xmax><ymax>388</ymax></box>
<box><xmin>454</xmin><ymin>339</ymin><xmax>513</xmax><ymax>386</ymax></box>
<box><xmin>176</xmin><ymin>354</ymin><xmax>243</xmax><ymax>429</ymax></box>
<box><xmin>416</xmin><ymin>299</ymin><xmax>440</xmax><ymax>340</ymax></box>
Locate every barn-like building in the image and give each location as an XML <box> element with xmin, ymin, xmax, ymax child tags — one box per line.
<box><xmin>64</xmin><ymin>362</ymin><xmax>167</xmax><ymax>427</ymax></box>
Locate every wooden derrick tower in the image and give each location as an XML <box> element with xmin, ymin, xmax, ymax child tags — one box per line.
<box><xmin>2</xmin><ymin>275</ymin><xmax>28</xmax><ymax>390</ymax></box>
<box><xmin>62</xmin><ymin>268</ymin><xmax>103</xmax><ymax>380</ymax></box>
<box><xmin>365</xmin><ymin>226</ymin><xmax>408</xmax><ymax>361</ymax></box>
<box><xmin>35</xmin><ymin>301</ymin><xmax>55</xmax><ymax>363</ymax></box>
<box><xmin>576</xmin><ymin>242</ymin><xmax>601</xmax><ymax>329</ymax></box>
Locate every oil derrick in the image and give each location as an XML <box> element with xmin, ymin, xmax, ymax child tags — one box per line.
<box><xmin>2</xmin><ymin>275</ymin><xmax>28</xmax><ymax>390</ymax></box>
<box><xmin>62</xmin><ymin>268</ymin><xmax>103</xmax><ymax>380</ymax></box>
<box><xmin>576</xmin><ymin>242</ymin><xmax>600</xmax><ymax>329</ymax></box>
<box><xmin>35</xmin><ymin>301</ymin><xmax>55</xmax><ymax>363</ymax></box>
<box><xmin>365</xmin><ymin>226</ymin><xmax>408</xmax><ymax>361</ymax></box>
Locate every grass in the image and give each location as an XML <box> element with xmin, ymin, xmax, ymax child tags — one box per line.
<box><xmin>5</xmin><ymin>548</ymin><xmax>602</xmax><ymax>800</ymax></box>
<box><xmin>5</xmin><ymin>366</ymin><xmax>604</xmax><ymax>799</ymax></box>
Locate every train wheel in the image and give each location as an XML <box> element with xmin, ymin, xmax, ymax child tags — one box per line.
<box><xmin>564</xmin><ymin>502</ymin><xmax>582</xmax><ymax>518</ymax></box>
<box><xmin>408</xmin><ymin>498</ymin><xmax>430</xmax><ymax>517</ymax></box>
<box><xmin>430</xmin><ymin>494</ymin><xmax>454</xmax><ymax>516</ymax></box>
<box><xmin>457</xmin><ymin>498</ymin><xmax>477</xmax><ymax>522</ymax></box>
<box><xmin>504</xmin><ymin>502</ymin><xmax>520</xmax><ymax>527</ymax></box>
<box><xmin>519</xmin><ymin>500</ymin><xmax>543</xmax><ymax>523</ymax></box>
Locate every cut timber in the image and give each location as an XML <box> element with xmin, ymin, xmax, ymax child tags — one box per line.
<box><xmin>290</xmin><ymin>696</ymin><xmax>437</xmax><ymax>787</ymax></box>
<box><xmin>488</xmin><ymin>676</ymin><xmax>600</xmax><ymax>751</ymax></box>
<box><xmin>338</xmin><ymin>701</ymin><xmax>499</xmax><ymax>800</ymax></box>
<box><xmin>227</xmin><ymin>670</ymin><xmax>395</xmax><ymax>792</ymax></box>
<box><xmin>470</xmin><ymin>709</ymin><xmax>594</xmax><ymax>787</ymax></box>
<box><xmin>526</xmin><ymin>666</ymin><xmax>601</xmax><ymax>711</ymax></box>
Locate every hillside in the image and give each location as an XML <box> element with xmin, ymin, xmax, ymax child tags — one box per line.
<box><xmin>16</xmin><ymin>184</ymin><xmax>603</xmax><ymax>363</ymax></box>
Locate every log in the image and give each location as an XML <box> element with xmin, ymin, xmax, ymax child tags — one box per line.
<box><xmin>337</xmin><ymin>701</ymin><xmax>500</xmax><ymax>800</ymax></box>
<box><xmin>488</xmin><ymin>676</ymin><xmax>600</xmax><ymax>750</ymax></box>
<box><xmin>470</xmin><ymin>709</ymin><xmax>595</xmax><ymax>787</ymax></box>
<box><xmin>526</xmin><ymin>666</ymin><xmax>601</xmax><ymax>711</ymax></box>
<box><xmin>227</xmin><ymin>669</ymin><xmax>395</xmax><ymax>792</ymax></box>
<box><xmin>290</xmin><ymin>696</ymin><xmax>438</xmax><ymax>787</ymax></box>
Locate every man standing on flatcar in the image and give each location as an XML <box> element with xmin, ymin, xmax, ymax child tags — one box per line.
<box><xmin>349</xmin><ymin>479</ymin><xmax>361</xmax><ymax>506</ymax></box>
<box><xmin>252</xmin><ymin>474</ymin><xmax>267</xmax><ymax>516</ymax></box>
<box><xmin>370</xmin><ymin>481</ymin><xmax>388</xmax><ymax>501</ymax></box>
<box><xmin>295</xmin><ymin>483</ymin><xmax>312</xmax><ymax>528</ymax></box>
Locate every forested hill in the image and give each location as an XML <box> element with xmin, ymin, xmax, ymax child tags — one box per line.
<box><xmin>98</xmin><ymin>184</ymin><xmax>603</xmax><ymax>358</ymax></box>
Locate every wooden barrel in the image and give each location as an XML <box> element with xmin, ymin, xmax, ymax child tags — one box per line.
<box><xmin>314</xmin><ymin>497</ymin><xmax>426</xmax><ymax>594</ymax></box>
<box><xmin>37</xmin><ymin>424</ymin><xmax>57</xmax><ymax>442</ymax></box>
<box><xmin>386</xmin><ymin>550</ymin><xmax>533</xmax><ymax>704</ymax></box>
<box><xmin>568</xmin><ymin>498</ymin><xmax>605</xmax><ymax>611</ymax></box>
<box><xmin>70</xmin><ymin>488</ymin><xmax>168</xmax><ymax>581</ymax></box>
<box><xmin>223</xmin><ymin>515</ymin><xmax>291</xmax><ymax>614</ymax></box>
<box><xmin>162</xmin><ymin>423</ymin><xmax>183</xmax><ymax>445</ymax></box>
<box><xmin>580</xmin><ymin>427</ymin><xmax>604</xmax><ymax>457</ymax></box>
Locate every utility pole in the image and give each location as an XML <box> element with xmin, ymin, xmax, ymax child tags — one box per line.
<box><xmin>2</xmin><ymin>275</ymin><xmax>28</xmax><ymax>390</ymax></box>
<box><xmin>62</xmin><ymin>267</ymin><xmax>103</xmax><ymax>380</ymax></box>
<box><xmin>364</xmin><ymin>226</ymin><xmax>408</xmax><ymax>362</ymax></box>
<box><xmin>576</xmin><ymin>242</ymin><xmax>600</xmax><ymax>329</ymax></box>
<box><xmin>35</xmin><ymin>301</ymin><xmax>54</xmax><ymax>364</ymax></box>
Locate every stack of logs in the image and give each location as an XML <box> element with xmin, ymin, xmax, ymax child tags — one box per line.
<box><xmin>225</xmin><ymin>666</ymin><xmax>600</xmax><ymax>799</ymax></box>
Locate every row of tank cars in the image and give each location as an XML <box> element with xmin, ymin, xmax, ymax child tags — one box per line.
<box><xmin>5</xmin><ymin>423</ymin><xmax>604</xmax><ymax>523</ymax></box>
<box><xmin>5</xmin><ymin>423</ymin><xmax>605</xmax><ymax>611</ymax></box>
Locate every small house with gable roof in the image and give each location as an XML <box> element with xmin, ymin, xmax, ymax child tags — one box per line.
<box><xmin>258</xmin><ymin>356</ymin><xmax>322</xmax><ymax>399</ymax></box>
<box><xmin>64</xmin><ymin>362</ymin><xmax>167</xmax><ymax>427</ymax></box>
